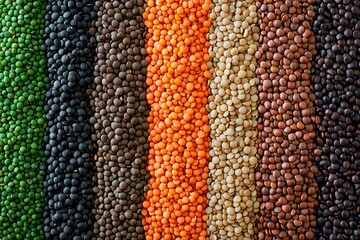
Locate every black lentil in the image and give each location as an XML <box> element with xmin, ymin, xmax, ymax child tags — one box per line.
<box><xmin>43</xmin><ymin>0</ymin><xmax>96</xmax><ymax>239</ymax></box>
<box><xmin>312</xmin><ymin>0</ymin><xmax>360</xmax><ymax>239</ymax></box>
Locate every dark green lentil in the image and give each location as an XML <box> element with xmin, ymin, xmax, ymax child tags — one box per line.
<box><xmin>42</xmin><ymin>0</ymin><xmax>96</xmax><ymax>239</ymax></box>
<box><xmin>0</xmin><ymin>0</ymin><xmax>47</xmax><ymax>239</ymax></box>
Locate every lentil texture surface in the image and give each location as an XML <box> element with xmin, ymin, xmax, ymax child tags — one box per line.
<box><xmin>90</xmin><ymin>0</ymin><xmax>149</xmax><ymax>239</ymax></box>
<box><xmin>255</xmin><ymin>0</ymin><xmax>319</xmax><ymax>239</ymax></box>
<box><xmin>312</xmin><ymin>0</ymin><xmax>360</xmax><ymax>239</ymax></box>
<box><xmin>142</xmin><ymin>0</ymin><xmax>211</xmax><ymax>239</ymax></box>
<box><xmin>43</xmin><ymin>0</ymin><xmax>96</xmax><ymax>239</ymax></box>
<box><xmin>0</xmin><ymin>0</ymin><xmax>47</xmax><ymax>239</ymax></box>
<box><xmin>206</xmin><ymin>0</ymin><xmax>260</xmax><ymax>239</ymax></box>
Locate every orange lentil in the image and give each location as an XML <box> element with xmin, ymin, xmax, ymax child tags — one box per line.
<box><xmin>143</xmin><ymin>0</ymin><xmax>211</xmax><ymax>239</ymax></box>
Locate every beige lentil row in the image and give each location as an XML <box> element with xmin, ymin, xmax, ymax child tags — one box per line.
<box><xmin>206</xmin><ymin>0</ymin><xmax>260</xmax><ymax>239</ymax></box>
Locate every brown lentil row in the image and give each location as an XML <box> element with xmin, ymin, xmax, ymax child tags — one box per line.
<box><xmin>89</xmin><ymin>0</ymin><xmax>149</xmax><ymax>239</ymax></box>
<box><xmin>255</xmin><ymin>0</ymin><xmax>319</xmax><ymax>239</ymax></box>
<box><xmin>206</xmin><ymin>0</ymin><xmax>260</xmax><ymax>239</ymax></box>
<box><xmin>312</xmin><ymin>0</ymin><xmax>360</xmax><ymax>239</ymax></box>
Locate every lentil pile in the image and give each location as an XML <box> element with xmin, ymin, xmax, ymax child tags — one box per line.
<box><xmin>90</xmin><ymin>0</ymin><xmax>149</xmax><ymax>239</ymax></box>
<box><xmin>142</xmin><ymin>0</ymin><xmax>211</xmax><ymax>239</ymax></box>
<box><xmin>0</xmin><ymin>0</ymin><xmax>47</xmax><ymax>239</ymax></box>
<box><xmin>312</xmin><ymin>0</ymin><xmax>360</xmax><ymax>239</ymax></box>
<box><xmin>255</xmin><ymin>0</ymin><xmax>319</xmax><ymax>239</ymax></box>
<box><xmin>0</xmin><ymin>1</ymin><xmax>359</xmax><ymax>239</ymax></box>
<box><xmin>43</xmin><ymin>0</ymin><xmax>96</xmax><ymax>239</ymax></box>
<box><xmin>206</xmin><ymin>0</ymin><xmax>259</xmax><ymax>239</ymax></box>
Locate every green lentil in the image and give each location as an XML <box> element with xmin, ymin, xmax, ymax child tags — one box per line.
<box><xmin>0</xmin><ymin>0</ymin><xmax>47</xmax><ymax>239</ymax></box>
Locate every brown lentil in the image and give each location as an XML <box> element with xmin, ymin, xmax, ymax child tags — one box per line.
<box><xmin>89</xmin><ymin>0</ymin><xmax>149</xmax><ymax>239</ymax></box>
<box><xmin>206</xmin><ymin>0</ymin><xmax>260</xmax><ymax>239</ymax></box>
<box><xmin>255</xmin><ymin>0</ymin><xmax>319</xmax><ymax>239</ymax></box>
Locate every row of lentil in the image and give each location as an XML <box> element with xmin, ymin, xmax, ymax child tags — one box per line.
<box><xmin>255</xmin><ymin>0</ymin><xmax>319</xmax><ymax>239</ymax></box>
<box><xmin>43</xmin><ymin>0</ymin><xmax>96</xmax><ymax>239</ymax></box>
<box><xmin>0</xmin><ymin>0</ymin><xmax>47</xmax><ymax>239</ymax></box>
<box><xmin>0</xmin><ymin>0</ymin><xmax>358</xmax><ymax>239</ymax></box>
<box><xmin>312</xmin><ymin>0</ymin><xmax>360</xmax><ymax>239</ymax></box>
<box><xmin>142</xmin><ymin>0</ymin><xmax>211</xmax><ymax>239</ymax></box>
<box><xmin>206</xmin><ymin>0</ymin><xmax>259</xmax><ymax>239</ymax></box>
<box><xmin>90</xmin><ymin>0</ymin><xmax>149</xmax><ymax>239</ymax></box>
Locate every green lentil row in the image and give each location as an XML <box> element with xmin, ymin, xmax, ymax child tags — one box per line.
<box><xmin>0</xmin><ymin>0</ymin><xmax>47</xmax><ymax>239</ymax></box>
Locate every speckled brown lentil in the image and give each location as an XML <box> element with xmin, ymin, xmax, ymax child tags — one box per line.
<box><xmin>255</xmin><ymin>0</ymin><xmax>319</xmax><ymax>239</ymax></box>
<box><xmin>89</xmin><ymin>0</ymin><xmax>149</xmax><ymax>239</ymax></box>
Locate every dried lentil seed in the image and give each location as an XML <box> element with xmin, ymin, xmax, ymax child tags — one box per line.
<box><xmin>312</xmin><ymin>0</ymin><xmax>360</xmax><ymax>239</ymax></box>
<box><xmin>206</xmin><ymin>0</ymin><xmax>260</xmax><ymax>239</ymax></box>
<box><xmin>0</xmin><ymin>1</ymin><xmax>48</xmax><ymax>238</ymax></box>
<box><xmin>43</xmin><ymin>0</ymin><xmax>96</xmax><ymax>239</ymax></box>
<box><xmin>142</xmin><ymin>0</ymin><xmax>211</xmax><ymax>238</ymax></box>
<box><xmin>90</xmin><ymin>0</ymin><xmax>148</xmax><ymax>239</ymax></box>
<box><xmin>255</xmin><ymin>0</ymin><xmax>319</xmax><ymax>239</ymax></box>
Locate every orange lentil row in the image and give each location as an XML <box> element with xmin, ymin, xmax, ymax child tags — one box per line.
<box><xmin>142</xmin><ymin>0</ymin><xmax>212</xmax><ymax>239</ymax></box>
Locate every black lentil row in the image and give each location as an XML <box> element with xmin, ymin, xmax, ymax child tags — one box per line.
<box><xmin>89</xmin><ymin>0</ymin><xmax>148</xmax><ymax>239</ymax></box>
<box><xmin>43</xmin><ymin>0</ymin><xmax>96</xmax><ymax>239</ymax></box>
<box><xmin>312</xmin><ymin>0</ymin><xmax>360</xmax><ymax>239</ymax></box>
<box><xmin>255</xmin><ymin>0</ymin><xmax>319</xmax><ymax>239</ymax></box>
<box><xmin>0</xmin><ymin>0</ymin><xmax>47</xmax><ymax>239</ymax></box>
